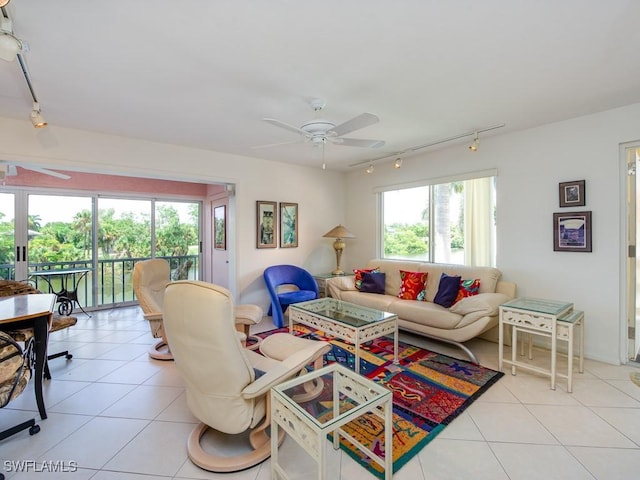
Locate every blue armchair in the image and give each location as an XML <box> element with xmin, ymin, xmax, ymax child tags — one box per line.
<box><xmin>263</xmin><ymin>265</ymin><xmax>319</xmax><ymax>328</ymax></box>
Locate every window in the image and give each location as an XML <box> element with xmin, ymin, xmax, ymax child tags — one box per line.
<box><xmin>381</xmin><ymin>173</ymin><xmax>496</xmax><ymax>266</ymax></box>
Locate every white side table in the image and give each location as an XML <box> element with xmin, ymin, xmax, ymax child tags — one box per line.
<box><xmin>499</xmin><ymin>297</ymin><xmax>584</xmax><ymax>392</ymax></box>
<box><xmin>271</xmin><ymin>363</ymin><xmax>393</xmax><ymax>480</ymax></box>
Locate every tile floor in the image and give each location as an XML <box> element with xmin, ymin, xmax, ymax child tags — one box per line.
<box><xmin>1</xmin><ymin>306</ymin><xmax>640</xmax><ymax>480</ymax></box>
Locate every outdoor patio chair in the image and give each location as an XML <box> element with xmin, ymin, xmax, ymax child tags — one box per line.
<box><xmin>0</xmin><ymin>331</ymin><xmax>41</xmax><ymax>441</ymax></box>
<box><xmin>0</xmin><ymin>279</ymin><xmax>77</xmax><ymax>378</ymax></box>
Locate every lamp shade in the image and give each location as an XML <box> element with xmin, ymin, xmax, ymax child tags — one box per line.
<box><xmin>323</xmin><ymin>224</ymin><xmax>355</xmax><ymax>239</ymax></box>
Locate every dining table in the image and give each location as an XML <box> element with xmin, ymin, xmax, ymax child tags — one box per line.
<box><xmin>0</xmin><ymin>293</ymin><xmax>56</xmax><ymax>420</ymax></box>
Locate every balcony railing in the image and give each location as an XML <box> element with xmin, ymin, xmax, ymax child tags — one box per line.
<box><xmin>0</xmin><ymin>255</ymin><xmax>198</xmax><ymax>311</ymax></box>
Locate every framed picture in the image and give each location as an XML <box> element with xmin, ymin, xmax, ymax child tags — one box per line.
<box><xmin>256</xmin><ymin>201</ymin><xmax>277</xmax><ymax>248</ymax></box>
<box><xmin>213</xmin><ymin>205</ymin><xmax>226</xmax><ymax>250</ymax></box>
<box><xmin>559</xmin><ymin>180</ymin><xmax>585</xmax><ymax>207</ymax></box>
<box><xmin>553</xmin><ymin>211</ymin><xmax>592</xmax><ymax>252</ymax></box>
<box><xmin>279</xmin><ymin>202</ymin><xmax>298</xmax><ymax>248</ymax></box>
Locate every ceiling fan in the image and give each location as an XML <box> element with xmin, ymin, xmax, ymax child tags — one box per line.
<box><xmin>0</xmin><ymin>161</ymin><xmax>71</xmax><ymax>180</ymax></box>
<box><xmin>260</xmin><ymin>98</ymin><xmax>386</xmax><ymax>150</ymax></box>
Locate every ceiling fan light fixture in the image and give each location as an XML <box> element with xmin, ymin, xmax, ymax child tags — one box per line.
<box><xmin>30</xmin><ymin>102</ymin><xmax>47</xmax><ymax>128</ymax></box>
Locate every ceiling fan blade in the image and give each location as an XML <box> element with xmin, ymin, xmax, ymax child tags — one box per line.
<box><xmin>327</xmin><ymin>113</ymin><xmax>379</xmax><ymax>137</ymax></box>
<box><xmin>329</xmin><ymin>137</ymin><xmax>386</xmax><ymax>148</ymax></box>
<box><xmin>23</xmin><ymin>166</ymin><xmax>71</xmax><ymax>180</ymax></box>
<box><xmin>263</xmin><ymin>118</ymin><xmax>311</xmax><ymax>137</ymax></box>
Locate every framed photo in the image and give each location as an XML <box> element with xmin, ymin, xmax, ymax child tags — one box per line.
<box><xmin>256</xmin><ymin>201</ymin><xmax>277</xmax><ymax>248</ymax></box>
<box><xmin>559</xmin><ymin>180</ymin><xmax>585</xmax><ymax>207</ymax></box>
<box><xmin>213</xmin><ymin>205</ymin><xmax>226</xmax><ymax>250</ymax></box>
<box><xmin>279</xmin><ymin>202</ymin><xmax>298</xmax><ymax>248</ymax></box>
<box><xmin>553</xmin><ymin>211</ymin><xmax>592</xmax><ymax>252</ymax></box>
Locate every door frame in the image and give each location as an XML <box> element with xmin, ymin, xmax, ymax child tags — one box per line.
<box><xmin>622</xmin><ymin>141</ymin><xmax>640</xmax><ymax>363</ymax></box>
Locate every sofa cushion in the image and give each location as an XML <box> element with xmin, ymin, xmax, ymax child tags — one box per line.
<box><xmin>359</xmin><ymin>272</ymin><xmax>386</xmax><ymax>294</ymax></box>
<box><xmin>433</xmin><ymin>273</ymin><xmax>462</xmax><ymax>308</ymax></box>
<box><xmin>398</xmin><ymin>270</ymin><xmax>428</xmax><ymax>300</ymax></box>
<box><xmin>338</xmin><ymin>290</ymin><xmax>397</xmax><ymax>311</ymax></box>
<box><xmin>455</xmin><ymin>278</ymin><xmax>481</xmax><ymax>304</ymax></box>
<box><xmin>388</xmin><ymin>300</ymin><xmax>463</xmax><ymax>330</ymax></box>
<box><xmin>449</xmin><ymin>292</ymin><xmax>509</xmax><ymax>316</ymax></box>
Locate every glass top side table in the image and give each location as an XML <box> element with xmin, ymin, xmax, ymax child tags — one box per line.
<box><xmin>498</xmin><ymin>297</ymin><xmax>584</xmax><ymax>392</ymax></box>
<box><xmin>270</xmin><ymin>363</ymin><xmax>393</xmax><ymax>480</ymax></box>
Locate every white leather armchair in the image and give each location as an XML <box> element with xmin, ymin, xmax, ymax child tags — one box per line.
<box><xmin>163</xmin><ymin>280</ymin><xmax>330</xmax><ymax>473</ymax></box>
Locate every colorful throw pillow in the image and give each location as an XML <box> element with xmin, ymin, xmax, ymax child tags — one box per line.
<box><xmin>455</xmin><ymin>278</ymin><xmax>481</xmax><ymax>304</ymax></box>
<box><xmin>354</xmin><ymin>267</ymin><xmax>379</xmax><ymax>290</ymax></box>
<box><xmin>397</xmin><ymin>270</ymin><xmax>428</xmax><ymax>301</ymax></box>
<box><xmin>433</xmin><ymin>273</ymin><xmax>462</xmax><ymax>308</ymax></box>
<box><xmin>359</xmin><ymin>272</ymin><xmax>386</xmax><ymax>294</ymax></box>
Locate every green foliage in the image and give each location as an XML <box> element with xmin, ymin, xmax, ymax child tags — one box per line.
<box><xmin>450</xmin><ymin>224</ymin><xmax>464</xmax><ymax>249</ymax></box>
<box><xmin>384</xmin><ymin>222</ymin><xmax>429</xmax><ymax>256</ymax></box>
<box><xmin>384</xmin><ymin>222</ymin><xmax>464</xmax><ymax>256</ymax></box>
<box><xmin>0</xmin><ymin>204</ymin><xmax>199</xmax><ymax>266</ymax></box>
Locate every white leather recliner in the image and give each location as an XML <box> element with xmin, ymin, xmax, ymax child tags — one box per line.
<box><xmin>162</xmin><ymin>280</ymin><xmax>330</xmax><ymax>473</ymax></box>
<box><xmin>134</xmin><ymin>259</ymin><xmax>266</xmax><ymax>360</ymax></box>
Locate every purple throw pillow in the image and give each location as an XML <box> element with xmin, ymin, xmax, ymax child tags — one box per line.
<box><xmin>359</xmin><ymin>272</ymin><xmax>386</xmax><ymax>294</ymax></box>
<box><xmin>433</xmin><ymin>273</ymin><xmax>462</xmax><ymax>308</ymax></box>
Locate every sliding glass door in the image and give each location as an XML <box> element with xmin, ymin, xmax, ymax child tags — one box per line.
<box><xmin>0</xmin><ymin>189</ymin><xmax>201</xmax><ymax>310</ymax></box>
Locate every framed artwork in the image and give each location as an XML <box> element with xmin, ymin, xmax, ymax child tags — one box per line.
<box><xmin>559</xmin><ymin>180</ymin><xmax>585</xmax><ymax>207</ymax></box>
<box><xmin>214</xmin><ymin>205</ymin><xmax>226</xmax><ymax>250</ymax></box>
<box><xmin>280</xmin><ymin>202</ymin><xmax>298</xmax><ymax>248</ymax></box>
<box><xmin>256</xmin><ymin>201</ymin><xmax>277</xmax><ymax>248</ymax></box>
<box><xmin>553</xmin><ymin>211</ymin><xmax>592</xmax><ymax>252</ymax></box>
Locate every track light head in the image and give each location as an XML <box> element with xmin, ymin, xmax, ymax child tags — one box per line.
<box><xmin>469</xmin><ymin>132</ymin><xmax>479</xmax><ymax>152</ymax></box>
<box><xmin>30</xmin><ymin>103</ymin><xmax>47</xmax><ymax>128</ymax></box>
<box><xmin>365</xmin><ymin>163</ymin><xmax>374</xmax><ymax>174</ymax></box>
<box><xmin>0</xmin><ymin>0</ymin><xmax>12</xmax><ymax>7</ymax></box>
<box><xmin>394</xmin><ymin>157</ymin><xmax>402</xmax><ymax>169</ymax></box>
<box><xmin>0</xmin><ymin>15</ymin><xmax>26</xmax><ymax>62</ymax></box>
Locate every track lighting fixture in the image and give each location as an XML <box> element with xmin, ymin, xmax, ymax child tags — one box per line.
<box><xmin>0</xmin><ymin>1</ymin><xmax>11</xmax><ymax>7</ymax></box>
<box><xmin>394</xmin><ymin>157</ymin><xmax>403</xmax><ymax>169</ymax></box>
<box><xmin>365</xmin><ymin>163</ymin><xmax>374</xmax><ymax>174</ymax></box>
<box><xmin>30</xmin><ymin>102</ymin><xmax>47</xmax><ymax>128</ymax></box>
<box><xmin>469</xmin><ymin>132</ymin><xmax>479</xmax><ymax>152</ymax></box>
<box><xmin>349</xmin><ymin>123</ymin><xmax>505</xmax><ymax>171</ymax></box>
<box><xmin>0</xmin><ymin>15</ymin><xmax>26</xmax><ymax>62</ymax></box>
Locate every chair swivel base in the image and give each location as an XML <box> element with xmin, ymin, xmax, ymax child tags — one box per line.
<box><xmin>187</xmin><ymin>420</ymin><xmax>284</xmax><ymax>473</ymax></box>
<box><xmin>0</xmin><ymin>417</ymin><xmax>40</xmax><ymax>442</ymax></box>
<box><xmin>148</xmin><ymin>340</ymin><xmax>173</xmax><ymax>361</ymax></box>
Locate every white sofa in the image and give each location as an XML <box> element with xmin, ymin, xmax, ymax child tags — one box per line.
<box><xmin>326</xmin><ymin>259</ymin><xmax>517</xmax><ymax>363</ymax></box>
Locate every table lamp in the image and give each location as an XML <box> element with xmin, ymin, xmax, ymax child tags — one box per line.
<box><xmin>323</xmin><ymin>224</ymin><xmax>355</xmax><ymax>275</ymax></box>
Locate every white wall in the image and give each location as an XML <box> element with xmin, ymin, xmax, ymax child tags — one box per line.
<box><xmin>344</xmin><ymin>102</ymin><xmax>640</xmax><ymax>365</ymax></box>
<box><xmin>0</xmin><ymin>117</ymin><xmax>343</xmax><ymax>313</ymax></box>
<box><xmin>4</xmin><ymin>102</ymin><xmax>639</xmax><ymax>364</ymax></box>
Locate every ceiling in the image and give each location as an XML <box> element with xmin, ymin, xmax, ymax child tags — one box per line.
<box><xmin>1</xmin><ymin>0</ymin><xmax>640</xmax><ymax>172</ymax></box>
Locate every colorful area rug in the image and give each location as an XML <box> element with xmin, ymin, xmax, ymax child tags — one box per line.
<box><xmin>258</xmin><ymin>325</ymin><xmax>503</xmax><ymax>478</ymax></box>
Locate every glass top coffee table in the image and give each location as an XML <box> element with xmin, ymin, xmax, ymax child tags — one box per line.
<box><xmin>289</xmin><ymin>298</ymin><xmax>398</xmax><ymax>373</ymax></box>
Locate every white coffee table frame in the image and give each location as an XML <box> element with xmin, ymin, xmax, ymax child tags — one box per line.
<box><xmin>289</xmin><ymin>298</ymin><xmax>398</xmax><ymax>374</ymax></box>
<box><xmin>271</xmin><ymin>363</ymin><xmax>393</xmax><ymax>480</ymax></box>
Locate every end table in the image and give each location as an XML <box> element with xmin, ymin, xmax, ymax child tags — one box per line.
<box><xmin>498</xmin><ymin>297</ymin><xmax>584</xmax><ymax>392</ymax></box>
